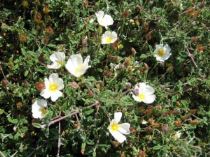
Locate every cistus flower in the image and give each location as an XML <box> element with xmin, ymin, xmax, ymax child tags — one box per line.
<box><xmin>65</xmin><ymin>54</ymin><xmax>90</xmax><ymax>78</ymax></box>
<box><xmin>40</xmin><ymin>73</ymin><xmax>64</xmax><ymax>102</ymax></box>
<box><xmin>95</xmin><ymin>10</ymin><xmax>113</xmax><ymax>28</ymax></box>
<box><xmin>101</xmin><ymin>31</ymin><xmax>118</xmax><ymax>44</ymax></box>
<box><xmin>132</xmin><ymin>83</ymin><xmax>156</xmax><ymax>104</ymax></box>
<box><xmin>173</xmin><ymin>131</ymin><xmax>182</xmax><ymax>140</ymax></box>
<box><xmin>154</xmin><ymin>44</ymin><xmax>171</xmax><ymax>62</ymax></box>
<box><xmin>47</xmin><ymin>51</ymin><xmax>65</xmax><ymax>69</ymax></box>
<box><xmin>108</xmin><ymin>112</ymin><xmax>130</xmax><ymax>143</ymax></box>
<box><xmin>32</xmin><ymin>99</ymin><xmax>48</xmax><ymax>119</ymax></box>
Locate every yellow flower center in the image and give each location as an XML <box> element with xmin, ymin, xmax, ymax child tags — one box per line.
<box><xmin>138</xmin><ymin>93</ymin><xmax>145</xmax><ymax>101</ymax></box>
<box><xmin>157</xmin><ymin>48</ymin><xmax>166</xmax><ymax>57</ymax></box>
<box><xmin>56</xmin><ymin>60</ymin><xmax>64</xmax><ymax>66</ymax></box>
<box><xmin>39</xmin><ymin>107</ymin><xmax>47</xmax><ymax>116</ymax></box>
<box><xmin>49</xmin><ymin>83</ymin><xmax>58</xmax><ymax>92</ymax></box>
<box><xmin>74</xmin><ymin>64</ymin><xmax>84</xmax><ymax>75</ymax></box>
<box><xmin>110</xmin><ymin>122</ymin><xmax>120</xmax><ymax>131</ymax></box>
<box><xmin>105</xmin><ymin>37</ymin><xmax>113</xmax><ymax>43</ymax></box>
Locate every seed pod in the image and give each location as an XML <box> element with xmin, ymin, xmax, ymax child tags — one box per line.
<box><xmin>18</xmin><ymin>33</ymin><xmax>28</xmax><ymax>43</ymax></box>
<box><xmin>35</xmin><ymin>82</ymin><xmax>45</xmax><ymax>91</ymax></box>
<box><xmin>138</xmin><ymin>150</ymin><xmax>146</xmax><ymax>157</ymax></box>
<box><xmin>34</xmin><ymin>12</ymin><xmax>42</xmax><ymax>24</ymax></box>
<box><xmin>69</xmin><ymin>81</ymin><xmax>80</xmax><ymax>89</ymax></box>
<box><xmin>122</xmin><ymin>10</ymin><xmax>129</xmax><ymax>18</ymax></box>
<box><xmin>22</xmin><ymin>0</ymin><xmax>29</xmax><ymax>8</ymax></box>
<box><xmin>161</xmin><ymin>124</ymin><xmax>169</xmax><ymax>133</ymax></box>
<box><xmin>2</xmin><ymin>79</ymin><xmax>9</xmax><ymax>87</ymax></box>
<box><xmin>87</xmin><ymin>90</ymin><xmax>94</xmax><ymax>97</ymax></box>
<box><xmin>45</xmin><ymin>26</ymin><xmax>54</xmax><ymax>35</ymax></box>
<box><xmin>43</xmin><ymin>4</ymin><xmax>50</xmax><ymax>14</ymax></box>
<box><xmin>196</xmin><ymin>44</ymin><xmax>205</xmax><ymax>53</ymax></box>
<box><xmin>16</xmin><ymin>102</ymin><xmax>23</xmax><ymax>109</ymax></box>
<box><xmin>174</xmin><ymin>120</ymin><xmax>182</xmax><ymax>127</ymax></box>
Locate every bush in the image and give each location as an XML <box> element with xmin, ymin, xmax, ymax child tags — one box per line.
<box><xmin>0</xmin><ymin>0</ymin><xmax>209</xmax><ymax>156</ymax></box>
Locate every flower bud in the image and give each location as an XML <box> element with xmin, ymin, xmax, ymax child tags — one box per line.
<box><xmin>35</xmin><ymin>82</ymin><xmax>45</xmax><ymax>91</ymax></box>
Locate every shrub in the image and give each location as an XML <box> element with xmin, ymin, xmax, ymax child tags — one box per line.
<box><xmin>0</xmin><ymin>0</ymin><xmax>209</xmax><ymax>156</ymax></box>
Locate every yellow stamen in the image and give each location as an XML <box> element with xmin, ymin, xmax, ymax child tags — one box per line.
<box><xmin>138</xmin><ymin>93</ymin><xmax>145</xmax><ymax>100</ymax></box>
<box><xmin>56</xmin><ymin>60</ymin><xmax>64</xmax><ymax>66</ymax></box>
<box><xmin>39</xmin><ymin>107</ymin><xmax>47</xmax><ymax>116</ymax></box>
<box><xmin>49</xmin><ymin>83</ymin><xmax>58</xmax><ymax>92</ymax></box>
<box><xmin>157</xmin><ymin>48</ymin><xmax>165</xmax><ymax>57</ymax></box>
<box><xmin>105</xmin><ymin>37</ymin><xmax>113</xmax><ymax>43</ymax></box>
<box><xmin>110</xmin><ymin>122</ymin><xmax>120</xmax><ymax>131</ymax></box>
<box><xmin>74</xmin><ymin>64</ymin><xmax>84</xmax><ymax>75</ymax></box>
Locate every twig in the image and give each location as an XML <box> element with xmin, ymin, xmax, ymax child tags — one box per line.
<box><xmin>47</xmin><ymin>101</ymin><xmax>100</xmax><ymax>127</ymax></box>
<box><xmin>57</xmin><ymin>112</ymin><xmax>61</xmax><ymax>157</ymax></box>
<box><xmin>48</xmin><ymin>110</ymin><xmax>79</xmax><ymax>127</ymax></box>
<box><xmin>0</xmin><ymin>64</ymin><xmax>7</xmax><ymax>79</ymax></box>
<box><xmin>0</xmin><ymin>151</ymin><xmax>6</xmax><ymax>157</ymax></box>
<box><xmin>0</xmin><ymin>63</ymin><xmax>9</xmax><ymax>93</ymax></box>
<box><xmin>186</xmin><ymin>48</ymin><xmax>198</xmax><ymax>68</ymax></box>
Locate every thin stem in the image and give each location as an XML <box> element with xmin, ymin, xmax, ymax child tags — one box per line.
<box><xmin>47</xmin><ymin>101</ymin><xmax>100</xmax><ymax>127</ymax></box>
<box><xmin>186</xmin><ymin>48</ymin><xmax>198</xmax><ymax>68</ymax></box>
<box><xmin>48</xmin><ymin>110</ymin><xmax>79</xmax><ymax>127</ymax></box>
<box><xmin>56</xmin><ymin>112</ymin><xmax>61</xmax><ymax>157</ymax></box>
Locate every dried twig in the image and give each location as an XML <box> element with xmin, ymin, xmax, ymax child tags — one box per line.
<box><xmin>57</xmin><ymin>112</ymin><xmax>61</xmax><ymax>157</ymax></box>
<box><xmin>48</xmin><ymin>110</ymin><xmax>79</xmax><ymax>127</ymax></box>
<box><xmin>186</xmin><ymin>48</ymin><xmax>198</xmax><ymax>68</ymax></box>
<box><xmin>0</xmin><ymin>64</ymin><xmax>7</xmax><ymax>79</ymax></box>
<box><xmin>47</xmin><ymin>101</ymin><xmax>100</xmax><ymax>127</ymax></box>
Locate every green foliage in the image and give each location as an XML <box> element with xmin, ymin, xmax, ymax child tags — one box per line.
<box><xmin>0</xmin><ymin>0</ymin><xmax>210</xmax><ymax>156</ymax></box>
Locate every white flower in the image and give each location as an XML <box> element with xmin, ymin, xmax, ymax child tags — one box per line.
<box><xmin>173</xmin><ymin>131</ymin><xmax>182</xmax><ymax>140</ymax></box>
<box><xmin>101</xmin><ymin>31</ymin><xmax>118</xmax><ymax>44</ymax></box>
<box><xmin>108</xmin><ymin>112</ymin><xmax>130</xmax><ymax>143</ymax></box>
<box><xmin>132</xmin><ymin>83</ymin><xmax>156</xmax><ymax>104</ymax></box>
<box><xmin>154</xmin><ymin>44</ymin><xmax>171</xmax><ymax>62</ymax></box>
<box><xmin>32</xmin><ymin>99</ymin><xmax>48</xmax><ymax>119</ymax></box>
<box><xmin>141</xmin><ymin>120</ymin><xmax>148</xmax><ymax>125</ymax></box>
<box><xmin>47</xmin><ymin>51</ymin><xmax>65</xmax><ymax>69</ymax></box>
<box><xmin>40</xmin><ymin>73</ymin><xmax>64</xmax><ymax>102</ymax></box>
<box><xmin>65</xmin><ymin>54</ymin><xmax>90</xmax><ymax>78</ymax></box>
<box><xmin>95</xmin><ymin>10</ymin><xmax>113</xmax><ymax>28</ymax></box>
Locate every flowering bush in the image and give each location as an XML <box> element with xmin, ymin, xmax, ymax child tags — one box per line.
<box><xmin>0</xmin><ymin>0</ymin><xmax>210</xmax><ymax>156</ymax></box>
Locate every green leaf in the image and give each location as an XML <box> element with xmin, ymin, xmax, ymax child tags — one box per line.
<box><xmin>0</xmin><ymin>109</ymin><xmax>4</xmax><ymax>115</ymax></box>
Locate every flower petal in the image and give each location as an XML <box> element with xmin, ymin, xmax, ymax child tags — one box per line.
<box><xmin>132</xmin><ymin>94</ymin><xmax>142</xmax><ymax>102</ymax></box>
<box><xmin>84</xmin><ymin>55</ymin><xmax>90</xmax><ymax>66</ymax></box>
<box><xmin>95</xmin><ymin>10</ymin><xmax>104</xmax><ymax>20</ymax></box>
<box><xmin>40</xmin><ymin>89</ymin><xmax>51</xmax><ymax>99</ymax></box>
<box><xmin>155</xmin><ymin>44</ymin><xmax>164</xmax><ymax>49</ymax></box>
<box><xmin>65</xmin><ymin>60</ymin><xmax>75</xmax><ymax>75</ymax></box>
<box><xmin>44</xmin><ymin>78</ymin><xmax>49</xmax><ymax>87</ymax></box>
<box><xmin>143</xmin><ymin>84</ymin><xmax>155</xmax><ymax>94</ymax></box>
<box><xmin>56</xmin><ymin>78</ymin><xmax>64</xmax><ymax>90</ymax></box>
<box><xmin>70</xmin><ymin>54</ymin><xmax>83</xmax><ymax>65</ymax></box>
<box><xmin>103</xmin><ymin>15</ymin><xmax>114</xmax><ymax>26</ymax></box>
<box><xmin>164</xmin><ymin>44</ymin><xmax>171</xmax><ymax>53</ymax></box>
<box><xmin>50</xmin><ymin>53</ymin><xmax>58</xmax><ymax>62</ymax></box>
<box><xmin>32</xmin><ymin>99</ymin><xmax>48</xmax><ymax>119</ymax></box>
<box><xmin>56</xmin><ymin>51</ymin><xmax>65</xmax><ymax>61</ymax></box>
<box><xmin>47</xmin><ymin>63</ymin><xmax>61</xmax><ymax>69</ymax></box>
<box><xmin>109</xmin><ymin>130</ymin><xmax>126</xmax><ymax>143</ymax></box>
<box><xmin>37</xmin><ymin>99</ymin><xmax>48</xmax><ymax>107</ymax></box>
<box><xmin>114</xmin><ymin>112</ymin><xmax>122</xmax><ymax>123</ymax></box>
<box><xmin>49</xmin><ymin>73</ymin><xmax>59</xmax><ymax>82</ymax></box>
<box><xmin>143</xmin><ymin>94</ymin><xmax>156</xmax><ymax>104</ymax></box>
<box><xmin>119</xmin><ymin>123</ymin><xmax>130</xmax><ymax>135</ymax></box>
<box><xmin>50</xmin><ymin>91</ymin><xmax>63</xmax><ymax>102</ymax></box>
